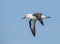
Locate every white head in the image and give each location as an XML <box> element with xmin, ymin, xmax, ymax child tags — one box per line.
<box><xmin>41</xmin><ymin>15</ymin><xmax>51</xmax><ymax>19</ymax></box>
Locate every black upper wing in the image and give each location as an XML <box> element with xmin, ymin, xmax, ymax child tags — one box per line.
<box><xmin>34</xmin><ymin>13</ymin><xmax>44</xmax><ymax>26</ymax></box>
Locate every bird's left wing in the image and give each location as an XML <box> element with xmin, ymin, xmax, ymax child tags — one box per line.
<box><xmin>29</xmin><ymin>19</ymin><xmax>36</xmax><ymax>36</ymax></box>
<box><xmin>35</xmin><ymin>14</ymin><xmax>44</xmax><ymax>26</ymax></box>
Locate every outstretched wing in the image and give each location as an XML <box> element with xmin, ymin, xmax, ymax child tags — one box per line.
<box><xmin>29</xmin><ymin>19</ymin><xmax>36</xmax><ymax>36</ymax></box>
<box><xmin>35</xmin><ymin>14</ymin><xmax>44</xmax><ymax>26</ymax></box>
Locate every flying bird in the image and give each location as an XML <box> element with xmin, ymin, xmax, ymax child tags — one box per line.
<box><xmin>22</xmin><ymin>12</ymin><xmax>51</xmax><ymax>36</ymax></box>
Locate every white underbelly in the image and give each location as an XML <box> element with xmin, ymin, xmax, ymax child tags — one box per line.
<box><xmin>29</xmin><ymin>16</ymin><xmax>37</xmax><ymax>20</ymax></box>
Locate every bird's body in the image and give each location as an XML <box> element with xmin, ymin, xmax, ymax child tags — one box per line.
<box><xmin>25</xmin><ymin>14</ymin><xmax>46</xmax><ymax>19</ymax></box>
<box><xmin>22</xmin><ymin>12</ymin><xmax>51</xmax><ymax>36</ymax></box>
<box><xmin>26</xmin><ymin>14</ymin><xmax>37</xmax><ymax>19</ymax></box>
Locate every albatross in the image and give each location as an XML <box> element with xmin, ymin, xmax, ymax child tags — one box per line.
<box><xmin>22</xmin><ymin>12</ymin><xmax>51</xmax><ymax>36</ymax></box>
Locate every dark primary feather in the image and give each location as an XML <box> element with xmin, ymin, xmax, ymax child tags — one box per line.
<box><xmin>29</xmin><ymin>19</ymin><xmax>36</xmax><ymax>36</ymax></box>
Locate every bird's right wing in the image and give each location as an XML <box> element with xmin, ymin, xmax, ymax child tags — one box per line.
<box><xmin>29</xmin><ymin>19</ymin><xmax>36</xmax><ymax>36</ymax></box>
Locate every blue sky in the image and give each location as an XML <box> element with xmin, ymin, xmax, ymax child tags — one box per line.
<box><xmin>0</xmin><ymin>0</ymin><xmax>60</xmax><ymax>44</ymax></box>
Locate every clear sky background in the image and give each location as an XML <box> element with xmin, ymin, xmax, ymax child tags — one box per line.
<box><xmin>0</xmin><ymin>0</ymin><xmax>60</xmax><ymax>44</ymax></box>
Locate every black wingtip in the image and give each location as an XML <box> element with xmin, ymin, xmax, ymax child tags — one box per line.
<box><xmin>42</xmin><ymin>25</ymin><xmax>44</xmax><ymax>26</ymax></box>
<box><xmin>31</xmin><ymin>29</ymin><xmax>35</xmax><ymax>37</ymax></box>
<box><xmin>33</xmin><ymin>33</ymin><xmax>35</xmax><ymax>37</ymax></box>
<box><xmin>42</xmin><ymin>24</ymin><xmax>44</xmax><ymax>26</ymax></box>
<box><xmin>40</xmin><ymin>22</ymin><xmax>44</xmax><ymax>26</ymax></box>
